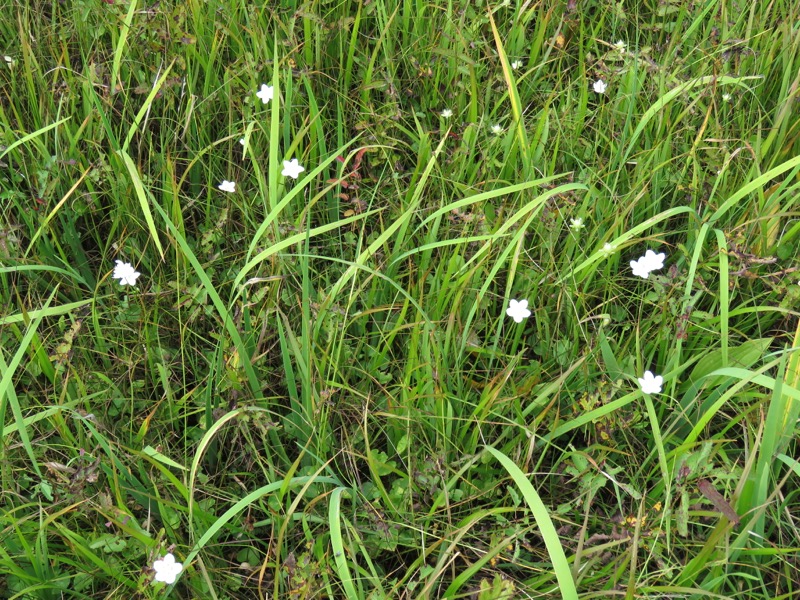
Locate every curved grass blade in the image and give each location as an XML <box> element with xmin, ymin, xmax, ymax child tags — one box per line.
<box><xmin>485</xmin><ymin>446</ymin><xmax>578</xmax><ymax>599</ymax></box>
<box><xmin>561</xmin><ymin>205</ymin><xmax>695</xmax><ymax>283</ymax></box>
<box><xmin>150</xmin><ymin>201</ymin><xmax>259</xmax><ymax>397</ymax></box>
<box><xmin>181</xmin><ymin>475</ymin><xmax>339</xmax><ymax>588</ymax></box>
<box><xmin>708</xmin><ymin>153</ymin><xmax>800</xmax><ymax>224</ymax></box>
<box><xmin>0</xmin><ymin>117</ymin><xmax>70</xmax><ymax>161</ymax></box>
<box><xmin>0</xmin><ymin>298</ymin><xmax>93</xmax><ymax>327</ymax></box>
<box><xmin>118</xmin><ymin>150</ymin><xmax>165</xmax><ymax>260</ymax></box>
<box><xmin>329</xmin><ymin>487</ymin><xmax>359</xmax><ymax>599</ymax></box>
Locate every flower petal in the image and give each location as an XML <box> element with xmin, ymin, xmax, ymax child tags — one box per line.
<box><xmin>256</xmin><ymin>84</ymin><xmax>274</xmax><ymax>104</ymax></box>
<box><xmin>506</xmin><ymin>299</ymin><xmax>531</xmax><ymax>323</ymax></box>
<box><xmin>281</xmin><ymin>159</ymin><xmax>305</xmax><ymax>179</ymax></box>
<box><xmin>638</xmin><ymin>371</ymin><xmax>663</xmax><ymax>394</ymax></box>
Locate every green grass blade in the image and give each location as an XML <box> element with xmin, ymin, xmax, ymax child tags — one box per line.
<box><xmin>110</xmin><ymin>0</ymin><xmax>138</xmax><ymax>92</ymax></box>
<box><xmin>118</xmin><ymin>150</ymin><xmax>165</xmax><ymax>260</ymax></box>
<box><xmin>0</xmin><ymin>287</ymin><xmax>58</xmax><ymax>480</ymax></box>
<box><xmin>485</xmin><ymin>446</ymin><xmax>578</xmax><ymax>599</ymax></box>
<box><xmin>328</xmin><ymin>487</ymin><xmax>360</xmax><ymax>599</ymax></box>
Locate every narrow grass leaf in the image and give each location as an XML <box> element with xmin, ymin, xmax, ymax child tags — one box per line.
<box><xmin>111</xmin><ymin>0</ymin><xmax>138</xmax><ymax>92</ymax></box>
<box><xmin>0</xmin><ymin>287</ymin><xmax>58</xmax><ymax>480</ymax></box>
<box><xmin>121</xmin><ymin>59</ymin><xmax>175</xmax><ymax>153</ymax></box>
<box><xmin>328</xmin><ymin>487</ymin><xmax>359</xmax><ymax>599</ymax></box>
<box><xmin>485</xmin><ymin>446</ymin><xmax>578</xmax><ymax>599</ymax></box>
<box><xmin>119</xmin><ymin>150</ymin><xmax>165</xmax><ymax>260</ymax></box>
<box><xmin>0</xmin><ymin>117</ymin><xmax>69</xmax><ymax>161</ymax></box>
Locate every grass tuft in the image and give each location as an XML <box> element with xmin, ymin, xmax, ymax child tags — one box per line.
<box><xmin>2</xmin><ymin>0</ymin><xmax>800</xmax><ymax>598</ymax></box>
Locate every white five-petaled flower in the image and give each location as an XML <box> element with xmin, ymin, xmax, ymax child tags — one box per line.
<box><xmin>569</xmin><ymin>217</ymin><xmax>585</xmax><ymax>231</ymax></box>
<box><xmin>256</xmin><ymin>84</ymin><xmax>274</xmax><ymax>104</ymax></box>
<box><xmin>593</xmin><ymin>79</ymin><xmax>607</xmax><ymax>94</ymax></box>
<box><xmin>218</xmin><ymin>180</ymin><xmax>236</xmax><ymax>193</ymax></box>
<box><xmin>239</xmin><ymin>138</ymin><xmax>246</xmax><ymax>146</ymax></box>
<box><xmin>511</xmin><ymin>60</ymin><xmax>523</xmax><ymax>70</ymax></box>
<box><xmin>153</xmin><ymin>552</ymin><xmax>183</xmax><ymax>584</ymax></box>
<box><xmin>490</xmin><ymin>124</ymin><xmax>503</xmax><ymax>135</ymax></box>
<box><xmin>506</xmin><ymin>299</ymin><xmax>531</xmax><ymax>323</ymax></box>
<box><xmin>281</xmin><ymin>159</ymin><xmax>305</xmax><ymax>179</ymax></box>
<box><xmin>601</xmin><ymin>242</ymin><xmax>616</xmax><ymax>257</ymax></box>
<box><xmin>614</xmin><ymin>40</ymin><xmax>627</xmax><ymax>52</ymax></box>
<box><xmin>440</xmin><ymin>108</ymin><xmax>453</xmax><ymax>118</ymax></box>
<box><xmin>630</xmin><ymin>249</ymin><xmax>666</xmax><ymax>279</ymax></box>
<box><xmin>722</xmin><ymin>93</ymin><xmax>732</xmax><ymax>102</ymax></box>
<box><xmin>638</xmin><ymin>371</ymin><xmax>663</xmax><ymax>395</ymax></box>
<box><xmin>112</xmin><ymin>260</ymin><xmax>141</xmax><ymax>287</ymax></box>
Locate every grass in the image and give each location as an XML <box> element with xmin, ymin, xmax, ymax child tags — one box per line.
<box><xmin>1</xmin><ymin>0</ymin><xmax>800</xmax><ymax>598</ymax></box>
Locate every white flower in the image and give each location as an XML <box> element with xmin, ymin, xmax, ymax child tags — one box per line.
<box><xmin>630</xmin><ymin>249</ymin><xmax>666</xmax><ymax>279</ymax></box>
<box><xmin>614</xmin><ymin>40</ymin><xmax>627</xmax><ymax>52</ymax></box>
<box><xmin>600</xmin><ymin>242</ymin><xmax>616</xmax><ymax>257</ymax></box>
<box><xmin>153</xmin><ymin>552</ymin><xmax>183</xmax><ymax>584</ymax></box>
<box><xmin>218</xmin><ymin>180</ymin><xmax>236</xmax><ymax>193</ymax></box>
<box><xmin>722</xmin><ymin>93</ymin><xmax>732</xmax><ymax>102</ymax></box>
<box><xmin>256</xmin><ymin>84</ymin><xmax>274</xmax><ymax>104</ymax></box>
<box><xmin>630</xmin><ymin>259</ymin><xmax>650</xmax><ymax>278</ymax></box>
<box><xmin>239</xmin><ymin>138</ymin><xmax>246</xmax><ymax>146</ymax></box>
<box><xmin>490</xmin><ymin>124</ymin><xmax>503</xmax><ymax>135</ymax></box>
<box><xmin>3</xmin><ymin>55</ymin><xmax>14</xmax><ymax>66</ymax></box>
<box><xmin>638</xmin><ymin>371</ymin><xmax>663</xmax><ymax>395</ymax></box>
<box><xmin>643</xmin><ymin>249</ymin><xmax>666</xmax><ymax>270</ymax></box>
<box><xmin>281</xmin><ymin>158</ymin><xmax>305</xmax><ymax>179</ymax></box>
<box><xmin>440</xmin><ymin>108</ymin><xmax>453</xmax><ymax>118</ymax></box>
<box><xmin>112</xmin><ymin>260</ymin><xmax>141</xmax><ymax>287</ymax></box>
<box><xmin>506</xmin><ymin>299</ymin><xmax>531</xmax><ymax>323</ymax></box>
<box><xmin>511</xmin><ymin>60</ymin><xmax>523</xmax><ymax>70</ymax></box>
<box><xmin>593</xmin><ymin>79</ymin><xmax>607</xmax><ymax>94</ymax></box>
<box><xmin>569</xmin><ymin>217</ymin><xmax>585</xmax><ymax>231</ymax></box>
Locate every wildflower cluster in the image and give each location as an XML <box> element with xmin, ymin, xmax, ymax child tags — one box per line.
<box><xmin>506</xmin><ymin>245</ymin><xmax>667</xmax><ymax>396</ymax></box>
<box><xmin>217</xmin><ymin>82</ymin><xmax>305</xmax><ymax>193</ymax></box>
<box><xmin>112</xmin><ymin>78</ymin><xmax>313</xmax><ymax>585</ymax></box>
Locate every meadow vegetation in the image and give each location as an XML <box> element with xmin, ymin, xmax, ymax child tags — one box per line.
<box><xmin>2</xmin><ymin>0</ymin><xmax>800</xmax><ymax>598</ymax></box>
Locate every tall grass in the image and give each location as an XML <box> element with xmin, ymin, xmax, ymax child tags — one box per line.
<box><xmin>1</xmin><ymin>0</ymin><xmax>800</xmax><ymax>598</ymax></box>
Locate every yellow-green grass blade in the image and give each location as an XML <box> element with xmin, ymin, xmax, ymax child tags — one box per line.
<box><xmin>0</xmin><ymin>287</ymin><xmax>58</xmax><ymax>480</ymax></box>
<box><xmin>0</xmin><ymin>117</ymin><xmax>70</xmax><ymax>161</ymax></box>
<box><xmin>118</xmin><ymin>150</ymin><xmax>165</xmax><ymax>260</ymax></box>
<box><xmin>561</xmin><ymin>205</ymin><xmax>696</xmax><ymax>283</ymax></box>
<box><xmin>0</xmin><ymin>299</ymin><xmax>93</xmax><ymax>326</ymax></box>
<box><xmin>150</xmin><ymin>200</ymin><xmax>258</xmax><ymax>396</ymax></box>
<box><xmin>485</xmin><ymin>446</ymin><xmax>578</xmax><ymax>599</ymax></box>
<box><xmin>328</xmin><ymin>487</ymin><xmax>360</xmax><ymax>599</ymax></box>
<box><xmin>121</xmin><ymin>58</ymin><xmax>175</xmax><ymax>153</ymax></box>
<box><xmin>110</xmin><ymin>0</ymin><xmax>138</xmax><ymax>93</ymax></box>
<box><xmin>182</xmin><ymin>475</ymin><xmax>339</xmax><ymax>586</ymax></box>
